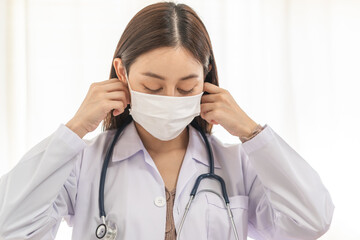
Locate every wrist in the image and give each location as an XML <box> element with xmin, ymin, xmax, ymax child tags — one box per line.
<box><xmin>237</xmin><ymin>120</ymin><xmax>257</xmax><ymax>137</ymax></box>
<box><xmin>65</xmin><ymin>118</ymin><xmax>88</xmax><ymax>139</ymax></box>
<box><xmin>239</xmin><ymin>121</ymin><xmax>263</xmax><ymax>143</ymax></box>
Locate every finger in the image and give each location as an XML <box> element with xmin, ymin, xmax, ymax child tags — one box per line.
<box><xmin>90</xmin><ymin>79</ymin><xmax>120</xmax><ymax>92</ymax></box>
<box><xmin>105</xmin><ymin>91</ymin><xmax>130</xmax><ymax>105</ymax></box>
<box><xmin>102</xmin><ymin>82</ymin><xmax>129</xmax><ymax>94</ymax></box>
<box><xmin>97</xmin><ymin>78</ymin><xmax>120</xmax><ymax>85</ymax></box>
<box><xmin>113</xmin><ymin>108</ymin><xmax>126</xmax><ymax>116</ymax></box>
<box><xmin>107</xmin><ymin>77</ymin><xmax>123</xmax><ymax>83</ymax></box>
<box><xmin>105</xmin><ymin>77</ymin><xmax>127</xmax><ymax>84</ymax></box>
<box><xmin>203</xmin><ymin>82</ymin><xmax>224</xmax><ymax>94</ymax></box>
<box><xmin>200</xmin><ymin>102</ymin><xmax>216</xmax><ymax>114</ymax></box>
<box><xmin>201</xmin><ymin>108</ymin><xmax>220</xmax><ymax>125</ymax></box>
<box><xmin>201</xmin><ymin>93</ymin><xmax>221</xmax><ymax>103</ymax></box>
<box><xmin>107</xmin><ymin>100</ymin><xmax>126</xmax><ymax>113</ymax></box>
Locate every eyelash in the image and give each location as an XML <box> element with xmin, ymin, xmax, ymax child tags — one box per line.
<box><xmin>144</xmin><ymin>87</ymin><xmax>194</xmax><ymax>94</ymax></box>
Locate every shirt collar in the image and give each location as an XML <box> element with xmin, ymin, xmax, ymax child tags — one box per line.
<box><xmin>111</xmin><ymin>120</ymin><xmax>222</xmax><ymax>169</ymax></box>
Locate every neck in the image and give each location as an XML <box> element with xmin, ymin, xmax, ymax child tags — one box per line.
<box><xmin>134</xmin><ymin>121</ymin><xmax>189</xmax><ymax>154</ymax></box>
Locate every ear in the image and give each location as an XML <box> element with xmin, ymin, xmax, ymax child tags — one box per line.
<box><xmin>208</xmin><ymin>63</ymin><xmax>212</xmax><ymax>73</ymax></box>
<box><xmin>204</xmin><ymin>63</ymin><xmax>212</xmax><ymax>81</ymax></box>
<box><xmin>113</xmin><ymin>58</ymin><xmax>127</xmax><ymax>83</ymax></box>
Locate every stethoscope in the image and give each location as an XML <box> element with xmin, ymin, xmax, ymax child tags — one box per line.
<box><xmin>95</xmin><ymin>115</ymin><xmax>240</xmax><ymax>240</ymax></box>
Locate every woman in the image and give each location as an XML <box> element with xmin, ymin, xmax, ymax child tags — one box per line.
<box><xmin>0</xmin><ymin>1</ymin><xmax>334</xmax><ymax>240</ymax></box>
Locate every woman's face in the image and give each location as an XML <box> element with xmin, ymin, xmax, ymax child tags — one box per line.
<box><xmin>118</xmin><ymin>47</ymin><xmax>205</xmax><ymax>97</ymax></box>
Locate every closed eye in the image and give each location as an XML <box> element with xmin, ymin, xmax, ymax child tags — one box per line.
<box><xmin>144</xmin><ymin>86</ymin><xmax>162</xmax><ymax>93</ymax></box>
<box><xmin>178</xmin><ymin>88</ymin><xmax>194</xmax><ymax>94</ymax></box>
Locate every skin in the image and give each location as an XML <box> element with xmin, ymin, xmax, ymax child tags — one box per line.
<box><xmin>66</xmin><ymin>46</ymin><xmax>259</xmax><ymax>191</ymax></box>
<box><xmin>66</xmin><ymin>46</ymin><xmax>259</xmax><ymax>152</ymax></box>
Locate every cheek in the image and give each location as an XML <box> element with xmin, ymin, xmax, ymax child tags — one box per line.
<box><xmin>193</xmin><ymin>85</ymin><xmax>204</xmax><ymax>95</ymax></box>
<box><xmin>195</xmin><ymin>82</ymin><xmax>205</xmax><ymax>92</ymax></box>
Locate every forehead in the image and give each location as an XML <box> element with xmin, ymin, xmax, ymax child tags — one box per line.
<box><xmin>130</xmin><ymin>47</ymin><xmax>203</xmax><ymax>77</ymax></box>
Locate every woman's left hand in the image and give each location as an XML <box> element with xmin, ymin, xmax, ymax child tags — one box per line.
<box><xmin>200</xmin><ymin>82</ymin><xmax>259</xmax><ymax>138</ymax></box>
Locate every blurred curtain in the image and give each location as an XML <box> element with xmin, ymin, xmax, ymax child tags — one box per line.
<box><xmin>0</xmin><ymin>0</ymin><xmax>28</xmax><ymax>174</ymax></box>
<box><xmin>1</xmin><ymin>0</ymin><xmax>359</xmax><ymax>239</ymax></box>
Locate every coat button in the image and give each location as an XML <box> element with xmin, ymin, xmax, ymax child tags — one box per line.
<box><xmin>154</xmin><ymin>196</ymin><xmax>166</xmax><ymax>207</ymax></box>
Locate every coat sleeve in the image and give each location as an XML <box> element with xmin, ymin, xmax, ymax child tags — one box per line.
<box><xmin>240</xmin><ymin>124</ymin><xmax>335</xmax><ymax>240</ymax></box>
<box><xmin>0</xmin><ymin>124</ymin><xmax>87</xmax><ymax>240</ymax></box>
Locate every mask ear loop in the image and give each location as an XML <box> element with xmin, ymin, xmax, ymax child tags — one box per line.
<box><xmin>124</xmin><ymin>68</ymin><xmax>132</xmax><ymax>92</ymax></box>
<box><xmin>124</xmin><ymin>68</ymin><xmax>133</xmax><ymax>115</ymax></box>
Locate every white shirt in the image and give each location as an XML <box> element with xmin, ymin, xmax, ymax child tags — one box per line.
<box><xmin>0</xmin><ymin>121</ymin><xmax>334</xmax><ymax>240</ymax></box>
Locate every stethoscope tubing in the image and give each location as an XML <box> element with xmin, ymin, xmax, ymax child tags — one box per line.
<box><xmin>98</xmin><ymin>115</ymin><xmax>133</xmax><ymax>218</ymax></box>
<box><xmin>176</xmin><ymin>189</ymin><xmax>239</xmax><ymax>240</ymax></box>
<box><xmin>97</xmin><ymin>115</ymin><xmax>239</xmax><ymax>239</ymax></box>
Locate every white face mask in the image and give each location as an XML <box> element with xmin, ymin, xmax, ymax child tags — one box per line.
<box><xmin>124</xmin><ymin>69</ymin><xmax>204</xmax><ymax>141</ymax></box>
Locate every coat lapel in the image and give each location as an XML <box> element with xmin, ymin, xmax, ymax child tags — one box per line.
<box><xmin>174</xmin><ymin>124</ymin><xmax>222</xmax><ymax>213</ymax></box>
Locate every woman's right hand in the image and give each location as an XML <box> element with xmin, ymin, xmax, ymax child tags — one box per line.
<box><xmin>66</xmin><ymin>78</ymin><xmax>130</xmax><ymax>138</ymax></box>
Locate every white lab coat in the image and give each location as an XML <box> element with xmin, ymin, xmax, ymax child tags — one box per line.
<box><xmin>0</xmin><ymin>121</ymin><xmax>334</xmax><ymax>240</ymax></box>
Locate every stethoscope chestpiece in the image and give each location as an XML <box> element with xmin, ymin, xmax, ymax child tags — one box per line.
<box><xmin>96</xmin><ymin>216</ymin><xmax>118</xmax><ymax>240</ymax></box>
<box><xmin>96</xmin><ymin>223</ymin><xmax>107</xmax><ymax>239</ymax></box>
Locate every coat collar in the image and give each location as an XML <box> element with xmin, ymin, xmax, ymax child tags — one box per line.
<box><xmin>111</xmin><ymin>120</ymin><xmax>222</xmax><ymax>169</ymax></box>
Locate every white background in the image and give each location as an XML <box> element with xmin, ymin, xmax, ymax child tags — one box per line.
<box><xmin>1</xmin><ymin>0</ymin><xmax>359</xmax><ymax>239</ymax></box>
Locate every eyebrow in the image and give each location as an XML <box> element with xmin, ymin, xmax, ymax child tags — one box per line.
<box><xmin>141</xmin><ymin>71</ymin><xmax>199</xmax><ymax>81</ymax></box>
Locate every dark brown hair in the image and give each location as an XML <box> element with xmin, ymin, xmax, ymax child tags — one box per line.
<box><xmin>102</xmin><ymin>1</ymin><xmax>219</xmax><ymax>134</ymax></box>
